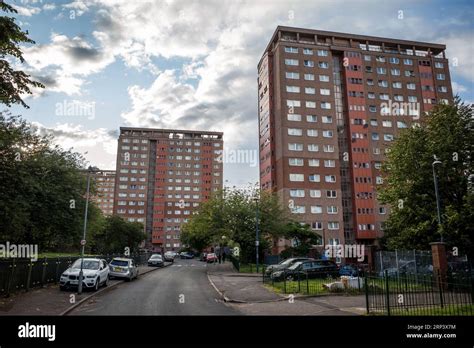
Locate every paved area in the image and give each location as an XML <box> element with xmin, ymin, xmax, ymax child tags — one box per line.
<box><xmin>0</xmin><ymin>265</ymin><xmax>161</xmax><ymax>315</ymax></box>
<box><xmin>207</xmin><ymin>261</ymin><xmax>366</xmax><ymax>315</ymax></box>
<box><xmin>207</xmin><ymin>262</ymin><xmax>281</xmax><ymax>302</ymax></box>
<box><xmin>70</xmin><ymin>259</ymin><xmax>236</xmax><ymax>315</ymax></box>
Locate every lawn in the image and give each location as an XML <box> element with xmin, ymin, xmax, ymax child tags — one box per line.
<box><xmin>265</xmin><ymin>277</ymin><xmax>364</xmax><ymax>296</ymax></box>
<box><xmin>369</xmin><ymin>304</ymin><xmax>474</xmax><ymax>316</ymax></box>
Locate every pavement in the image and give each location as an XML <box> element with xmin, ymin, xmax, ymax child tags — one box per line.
<box><xmin>207</xmin><ymin>261</ymin><xmax>367</xmax><ymax>315</ymax></box>
<box><xmin>0</xmin><ymin>264</ymin><xmax>166</xmax><ymax>315</ymax></box>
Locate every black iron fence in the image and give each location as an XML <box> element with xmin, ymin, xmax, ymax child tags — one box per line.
<box><xmin>0</xmin><ymin>252</ymin><xmax>154</xmax><ymax>297</ymax></box>
<box><xmin>365</xmin><ymin>270</ymin><xmax>474</xmax><ymax>316</ymax></box>
<box><xmin>262</xmin><ymin>265</ymin><xmax>364</xmax><ymax>296</ymax></box>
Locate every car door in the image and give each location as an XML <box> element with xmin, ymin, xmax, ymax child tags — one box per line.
<box><xmin>129</xmin><ymin>260</ymin><xmax>136</xmax><ymax>277</ymax></box>
<box><xmin>100</xmin><ymin>260</ymin><xmax>108</xmax><ymax>283</ymax></box>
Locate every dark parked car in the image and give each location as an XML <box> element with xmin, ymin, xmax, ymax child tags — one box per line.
<box><xmin>147</xmin><ymin>254</ymin><xmax>164</xmax><ymax>267</ymax></box>
<box><xmin>271</xmin><ymin>260</ymin><xmax>339</xmax><ymax>281</ymax></box>
<box><xmin>180</xmin><ymin>252</ymin><xmax>194</xmax><ymax>259</ymax></box>
<box><xmin>339</xmin><ymin>264</ymin><xmax>360</xmax><ymax>277</ymax></box>
<box><xmin>264</xmin><ymin>257</ymin><xmax>314</xmax><ymax>276</ymax></box>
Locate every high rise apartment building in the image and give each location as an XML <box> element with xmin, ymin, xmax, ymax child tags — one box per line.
<box><xmin>113</xmin><ymin>127</ymin><xmax>223</xmax><ymax>252</ymax></box>
<box><xmin>90</xmin><ymin>170</ymin><xmax>116</xmax><ymax>216</ymax></box>
<box><xmin>258</xmin><ymin>26</ymin><xmax>453</xmax><ymax>255</ymax></box>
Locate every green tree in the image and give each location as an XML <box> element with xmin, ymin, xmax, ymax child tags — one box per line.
<box><xmin>90</xmin><ymin>215</ymin><xmax>145</xmax><ymax>254</ymax></box>
<box><xmin>0</xmin><ymin>112</ymin><xmax>101</xmax><ymax>252</ymax></box>
<box><xmin>0</xmin><ymin>1</ymin><xmax>44</xmax><ymax>108</ymax></box>
<box><xmin>280</xmin><ymin>221</ymin><xmax>321</xmax><ymax>259</ymax></box>
<box><xmin>378</xmin><ymin>98</ymin><xmax>473</xmax><ymax>256</ymax></box>
<box><xmin>181</xmin><ymin>186</ymin><xmax>299</xmax><ymax>262</ymax></box>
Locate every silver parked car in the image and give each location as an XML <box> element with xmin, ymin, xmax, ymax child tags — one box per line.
<box><xmin>109</xmin><ymin>257</ymin><xmax>139</xmax><ymax>281</ymax></box>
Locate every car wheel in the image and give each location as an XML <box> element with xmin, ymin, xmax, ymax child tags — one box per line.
<box><xmin>94</xmin><ymin>279</ymin><xmax>99</xmax><ymax>291</ymax></box>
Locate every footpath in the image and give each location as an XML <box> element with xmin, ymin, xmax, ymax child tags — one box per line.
<box><xmin>0</xmin><ymin>264</ymin><xmax>168</xmax><ymax>315</ymax></box>
<box><xmin>207</xmin><ymin>262</ymin><xmax>366</xmax><ymax>315</ymax></box>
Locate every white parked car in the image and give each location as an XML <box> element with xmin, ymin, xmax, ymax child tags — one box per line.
<box><xmin>60</xmin><ymin>258</ymin><xmax>109</xmax><ymax>291</ymax></box>
<box><xmin>109</xmin><ymin>257</ymin><xmax>139</xmax><ymax>281</ymax></box>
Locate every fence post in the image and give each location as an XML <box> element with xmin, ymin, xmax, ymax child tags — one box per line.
<box><xmin>26</xmin><ymin>261</ymin><xmax>33</xmax><ymax>291</ymax></box>
<box><xmin>384</xmin><ymin>270</ymin><xmax>391</xmax><ymax>316</ymax></box>
<box><xmin>284</xmin><ymin>274</ymin><xmax>287</xmax><ymax>294</ymax></box>
<box><xmin>298</xmin><ymin>272</ymin><xmax>301</xmax><ymax>293</ymax></box>
<box><xmin>437</xmin><ymin>270</ymin><xmax>444</xmax><ymax>308</ymax></box>
<box><xmin>364</xmin><ymin>275</ymin><xmax>370</xmax><ymax>314</ymax></box>
<box><xmin>413</xmin><ymin>249</ymin><xmax>418</xmax><ymax>283</ymax></box>
<box><xmin>306</xmin><ymin>272</ymin><xmax>309</xmax><ymax>294</ymax></box>
<box><xmin>6</xmin><ymin>259</ymin><xmax>15</xmax><ymax>297</ymax></box>
<box><xmin>55</xmin><ymin>258</ymin><xmax>61</xmax><ymax>283</ymax></box>
<box><xmin>41</xmin><ymin>257</ymin><xmax>47</xmax><ymax>287</ymax></box>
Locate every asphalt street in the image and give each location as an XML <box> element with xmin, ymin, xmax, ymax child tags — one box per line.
<box><xmin>70</xmin><ymin>258</ymin><xmax>237</xmax><ymax>315</ymax></box>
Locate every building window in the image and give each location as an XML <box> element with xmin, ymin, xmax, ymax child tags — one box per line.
<box><xmin>304</xmin><ymin>73</ymin><xmax>315</xmax><ymax>81</ymax></box>
<box><xmin>285</xmin><ymin>72</ymin><xmax>300</xmax><ymax>79</ymax></box>
<box><xmin>310</xmin><ymin>189</ymin><xmax>321</xmax><ymax>198</ymax></box>
<box><xmin>322</xmin><ymin>116</ymin><xmax>332</xmax><ymax>123</ymax></box>
<box><xmin>305</xmin><ymin>87</ymin><xmax>316</xmax><ymax>94</ymax></box>
<box><xmin>286</xmin><ymin>86</ymin><xmax>300</xmax><ymax>93</ymax></box>
<box><xmin>289</xmin><ymin>174</ymin><xmax>304</xmax><ymax>182</ymax></box>
<box><xmin>289</xmin><ymin>143</ymin><xmax>303</xmax><ymax>151</ymax></box>
<box><xmin>307</xmin><ymin>144</ymin><xmax>319</xmax><ymax>152</ymax></box>
<box><xmin>319</xmin><ymin>75</ymin><xmax>330</xmax><ymax>82</ymax></box>
<box><xmin>309</xmin><ymin>174</ymin><xmax>320</xmax><ymax>182</ymax></box>
<box><xmin>304</xmin><ymin>60</ymin><xmax>314</xmax><ymax>67</ymax></box>
<box><xmin>285</xmin><ymin>59</ymin><xmax>299</xmax><ymax>66</ymax></box>
<box><xmin>287</xmin><ymin>113</ymin><xmax>302</xmax><ymax>121</ymax></box>
<box><xmin>324</xmin><ymin>159</ymin><xmax>335</xmax><ymax>167</ymax></box>
<box><xmin>290</xmin><ymin>189</ymin><xmax>305</xmax><ymax>197</ymax></box>
<box><xmin>303</xmin><ymin>48</ymin><xmax>313</xmax><ymax>55</ymax></box>
<box><xmin>289</xmin><ymin>158</ymin><xmax>304</xmax><ymax>166</ymax></box>
<box><xmin>320</xmin><ymin>102</ymin><xmax>331</xmax><ymax>110</ymax></box>
<box><xmin>288</xmin><ymin>128</ymin><xmax>303</xmax><ymax>136</ymax></box>
<box><xmin>325</xmin><ymin>175</ymin><xmax>336</xmax><ymax>183</ymax></box>
<box><xmin>284</xmin><ymin>46</ymin><xmax>298</xmax><ymax>53</ymax></box>
<box><xmin>311</xmin><ymin>206</ymin><xmax>322</xmax><ymax>214</ymax></box>
<box><xmin>317</xmin><ymin>49</ymin><xmax>328</xmax><ymax>56</ymax></box>
<box><xmin>308</xmin><ymin>159</ymin><xmax>320</xmax><ymax>167</ymax></box>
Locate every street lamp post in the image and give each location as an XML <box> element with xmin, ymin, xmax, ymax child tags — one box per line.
<box><xmin>253</xmin><ymin>197</ymin><xmax>260</xmax><ymax>273</ymax></box>
<box><xmin>432</xmin><ymin>160</ymin><xmax>443</xmax><ymax>242</ymax></box>
<box><xmin>78</xmin><ymin>166</ymin><xmax>99</xmax><ymax>294</ymax></box>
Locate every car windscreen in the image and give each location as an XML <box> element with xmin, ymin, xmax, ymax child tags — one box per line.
<box><xmin>71</xmin><ymin>260</ymin><xmax>99</xmax><ymax>270</ymax></box>
<box><xmin>111</xmin><ymin>260</ymin><xmax>129</xmax><ymax>267</ymax></box>
<box><xmin>288</xmin><ymin>262</ymin><xmax>302</xmax><ymax>270</ymax></box>
<box><xmin>150</xmin><ymin>255</ymin><xmax>162</xmax><ymax>259</ymax></box>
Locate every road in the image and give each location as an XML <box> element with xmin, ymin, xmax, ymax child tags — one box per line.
<box><xmin>70</xmin><ymin>258</ymin><xmax>237</xmax><ymax>315</ymax></box>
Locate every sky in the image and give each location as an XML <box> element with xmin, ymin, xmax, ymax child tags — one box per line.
<box><xmin>6</xmin><ymin>0</ymin><xmax>474</xmax><ymax>187</ymax></box>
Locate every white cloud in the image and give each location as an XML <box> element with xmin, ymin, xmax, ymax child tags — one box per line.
<box><xmin>452</xmin><ymin>81</ymin><xmax>467</xmax><ymax>95</ymax></box>
<box><xmin>443</xmin><ymin>33</ymin><xmax>474</xmax><ymax>83</ymax></box>
<box><xmin>11</xmin><ymin>4</ymin><xmax>41</xmax><ymax>17</ymax></box>
<box><xmin>32</xmin><ymin>122</ymin><xmax>118</xmax><ymax>170</ymax></box>
<box><xmin>43</xmin><ymin>3</ymin><xmax>57</xmax><ymax>11</ymax></box>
